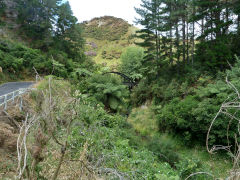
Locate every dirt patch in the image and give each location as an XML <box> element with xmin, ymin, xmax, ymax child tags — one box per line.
<box><xmin>0</xmin><ymin>105</ymin><xmax>27</xmax><ymax>178</ymax></box>
<box><xmin>0</xmin><ymin>122</ymin><xmax>18</xmax><ymax>152</ymax></box>
<box><xmin>0</xmin><ymin>121</ymin><xmax>18</xmax><ymax>179</ymax></box>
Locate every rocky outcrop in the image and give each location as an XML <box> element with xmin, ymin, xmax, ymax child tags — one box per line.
<box><xmin>1</xmin><ymin>0</ymin><xmax>19</xmax><ymax>28</ymax></box>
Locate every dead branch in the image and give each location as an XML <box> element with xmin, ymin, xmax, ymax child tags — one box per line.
<box><xmin>2</xmin><ymin>110</ymin><xmax>20</xmax><ymax>129</ymax></box>
<box><xmin>206</xmin><ymin>73</ymin><xmax>240</xmax><ymax>179</ymax></box>
<box><xmin>17</xmin><ymin>114</ymin><xmax>38</xmax><ymax>179</ymax></box>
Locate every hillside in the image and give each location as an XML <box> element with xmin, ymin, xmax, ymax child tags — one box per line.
<box><xmin>1</xmin><ymin>0</ymin><xmax>240</xmax><ymax>179</ymax></box>
<box><xmin>82</xmin><ymin>16</ymin><xmax>139</xmax><ymax>70</ymax></box>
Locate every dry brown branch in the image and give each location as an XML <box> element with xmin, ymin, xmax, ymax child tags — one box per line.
<box><xmin>33</xmin><ymin>66</ymin><xmax>42</xmax><ymax>82</ymax></box>
<box><xmin>2</xmin><ymin>110</ymin><xmax>20</xmax><ymax>129</ymax></box>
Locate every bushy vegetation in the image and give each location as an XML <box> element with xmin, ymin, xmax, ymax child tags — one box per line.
<box><xmin>0</xmin><ymin>39</ymin><xmax>90</xmax><ymax>79</ymax></box>
<box><xmin>120</xmin><ymin>46</ymin><xmax>145</xmax><ymax>81</ymax></box>
<box><xmin>0</xmin><ymin>0</ymin><xmax>87</xmax><ymax>82</ymax></box>
<box><xmin>127</xmin><ymin>56</ymin><xmax>240</xmax><ymax>149</ymax></box>
<box><xmin>0</xmin><ymin>40</ymin><xmax>51</xmax><ymax>74</ymax></box>
<box><xmin>86</xmin><ymin>74</ymin><xmax>129</xmax><ymax>112</ymax></box>
<box><xmin>1</xmin><ymin>0</ymin><xmax>240</xmax><ymax>179</ymax></box>
<box><xmin>149</xmin><ymin>58</ymin><xmax>240</xmax><ymax>146</ymax></box>
<box><xmin>14</xmin><ymin>78</ymin><xmax>181</xmax><ymax>180</ymax></box>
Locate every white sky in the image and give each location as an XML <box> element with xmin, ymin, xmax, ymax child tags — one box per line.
<box><xmin>68</xmin><ymin>0</ymin><xmax>142</xmax><ymax>25</ymax></box>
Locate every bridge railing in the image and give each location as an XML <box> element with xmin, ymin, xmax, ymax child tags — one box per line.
<box><xmin>0</xmin><ymin>88</ymin><xmax>32</xmax><ymax>110</ymax></box>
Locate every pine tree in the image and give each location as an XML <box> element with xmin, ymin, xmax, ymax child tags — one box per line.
<box><xmin>15</xmin><ymin>0</ymin><xmax>60</xmax><ymax>49</ymax></box>
<box><xmin>55</xmin><ymin>1</ymin><xmax>77</xmax><ymax>36</ymax></box>
<box><xmin>135</xmin><ymin>0</ymin><xmax>163</xmax><ymax>67</ymax></box>
<box><xmin>135</xmin><ymin>0</ymin><xmax>240</xmax><ymax>73</ymax></box>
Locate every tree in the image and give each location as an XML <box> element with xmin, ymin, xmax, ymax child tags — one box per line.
<box><xmin>135</xmin><ymin>0</ymin><xmax>163</xmax><ymax>68</ymax></box>
<box><xmin>53</xmin><ymin>2</ymin><xmax>85</xmax><ymax>61</ymax></box>
<box><xmin>55</xmin><ymin>1</ymin><xmax>77</xmax><ymax>36</ymax></box>
<box><xmin>120</xmin><ymin>46</ymin><xmax>145</xmax><ymax>81</ymax></box>
<box><xmin>135</xmin><ymin>0</ymin><xmax>240</xmax><ymax>74</ymax></box>
<box><xmin>15</xmin><ymin>0</ymin><xmax>60</xmax><ymax>49</ymax></box>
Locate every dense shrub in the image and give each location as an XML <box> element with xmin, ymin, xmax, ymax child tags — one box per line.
<box><xmin>147</xmin><ymin>135</ymin><xmax>179</xmax><ymax>167</ymax></box>
<box><xmin>0</xmin><ymin>40</ymin><xmax>90</xmax><ymax>79</ymax></box>
<box><xmin>86</xmin><ymin>74</ymin><xmax>129</xmax><ymax>112</ymax></box>
<box><xmin>120</xmin><ymin>46</ymin><xmax>145</xmax><ymax>81</ymax></box>
<box><xmin>0</xmin><ymin>40</ymin><xmax>51</xmax><ymax>74</ymax></box>
<box><xmin>196</xmin><ymin>39</ymin><xmax>233</xmax><ymax>70</ymax></box>
<box><xmin>131</xmin><ymin>79</ymin><xmax>153</xmax><ymax>106</ymax></box>
<box><xmin>155</xmin><ymin>57</ymin><xmax>240</xmax><ymax>145</ymax></box>
<box><xmin>176</xmin><ymin>158</ymin><xmax>208</xmax><ymax>180</ymax></box>
<box><xmin>68</xmin><ymin>92</ymin><xmax>180</xmax><ymax>179</ymax></box>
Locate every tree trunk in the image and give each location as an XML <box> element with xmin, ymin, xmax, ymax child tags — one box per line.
<box><xmin>214</xmin><ymin>5</ymin><xmax>221</xmax><ymax>39</ymax></box>
<box><xmin>211</xmin><ymin>12</ymin><xmax>213</xmax><ymax>40</ymax></box>
<box><xmin>225</xmin><ymin>4</ymin><xmax>229</xmax><ymax>35</ymax></box>
<box><xmin>155</xmin><ymin>30</ymin><xmax>159</xmax><ymax>61</ymax></box>
<box><xmin>192</xmin><ymin>4</ymin><xmax>196</xmax><ymax>67</ymax></box>
<box><xmin>170</xmin><ymin>27</ymin><xmax>173</xmax><ymax>65</ymax></box>
<box><xmin>183</xmin><ymin>18</ymin><xmax>186</xmax><ymax>65</ymax></box>
<box><xmin>176</xmin><ymin>24</ymin><xmax>180</xmax><ymax>74</ymax></box>
<box><xmin>238</xmin><ymin>15</ymin><xmax>240</xmax><ymax>34</ymax></box>
<box><xmin>187</xmin><ymin>20</ymin><xmax>189</xmax><ymax>64</ymax></box>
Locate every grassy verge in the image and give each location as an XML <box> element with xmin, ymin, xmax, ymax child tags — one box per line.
<box><xmin>127</xmin><ymin>104</ymin><xmax>232</xmax><ymax>179</ymax></box>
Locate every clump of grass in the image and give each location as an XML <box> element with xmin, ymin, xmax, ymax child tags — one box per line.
<box><xmin>128</xmin><ymin>105</ymin><xmax>158</xmax><ymax>137</ymax></box>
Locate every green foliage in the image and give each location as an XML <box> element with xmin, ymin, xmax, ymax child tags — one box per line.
<box><xmin>16</xmin><ymin>0</ymin><xmax>57</xmax><ymax>48</ymax></box>
<box><xmin>176</xmin><ymin>158</ymin><xmax>208</xmax><ymax>180</ymax></box>
<box><xmin>157</xmin><ymin>96</ymin><xmax>198</xmax><ymax>134</ymax></box>
<box><xmin>154</xmin><ymin>57</ymin><xmax>240</xmax><ymax>145</ymax></box>
<box><xmin>55</xmin><ymin>2</ymin><xmax>77</xmax><ymax>36</ymax></box>
<box><xmin>147</xmin><ymin>135</ymin><xmax>179</xmax><ymax>167</ymax></box>
<box><xmin>52</xmin><ymin>60</ymin><xmax>68</xmax><ymax>77</ymax></box>
<box><xmin>128</xmin><ymin>105</ymin><xmax>158</xmax><ymax>136</ymax></box>
<box><xmin>13</xmin><ymin>0</ymin><xmax>86</xmax><ymax>66</ymax></box>
<box><xmin>0</xmin><ymin>40</ymin><xmax>51</xmax><ymax>73</ymax></box>
<box><xmin>86</xmin><ymin>74</ymin><xmax>129</xmax><ymax>112</ymax></box>
<box><xmin>120</xmin><ymin>46</ymin><xmax>145</xmax><ymax>81</ymax></box>
<box><xmin>0</xmin><ymin>36</ymin><xmax>89</xmax><ymax>79</ymax></box>
<box><xmin>131</xmin><ymin>79</ymin><xmax>153</xmax><ymax>106</ymax></box>
<box><xmin>68</xmin><ymin>93</ymin><xmax>180</xmax><ymax>179</ymax></box>
<box><xmin>53</xmin><ymin>23</ymin><xmax>86</xmax><ymax>61</ymax></box>
<box><xmin>196</xmin><ymin>39</ymin><xmax>233</xmax><ymax>70</ymax></box>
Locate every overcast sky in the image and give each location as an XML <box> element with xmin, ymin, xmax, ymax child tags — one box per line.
<box><xmin>68</xmin><ymin>0</ymin><xmax>142</xmax><ymax>25</ymax></box>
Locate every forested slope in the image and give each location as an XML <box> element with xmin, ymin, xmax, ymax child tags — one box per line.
<box><xmin>1</xmin><ymin>0</ymin><xmax>240</xmax><ymax>179</ymax></box>
<box><xmin>0</xmin><ymin>0</ymin><xmax>87</xmax><ymax>83</ymax></box>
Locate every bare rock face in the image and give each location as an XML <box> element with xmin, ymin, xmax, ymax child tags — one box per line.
<box><xmin>2</xmin><ymin>0</ymin><xmax>19</xmax><ymax>29</ymax></box>
<box><xmin>3</xmin><ymin>0</ymin><xmax>17</xmax><ymax>17</ymax></box>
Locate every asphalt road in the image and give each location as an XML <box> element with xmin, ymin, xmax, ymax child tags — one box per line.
<box><xmin>0</xmin><ymin>82</ymin><xmax>34</xmax><ymax>105</ymax></box>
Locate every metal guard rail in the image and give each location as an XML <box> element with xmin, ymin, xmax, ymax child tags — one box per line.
<box><xmin>0</xmin><ymin>88</ymin><xmax>32</xmax><ymax>110</ymax></box>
